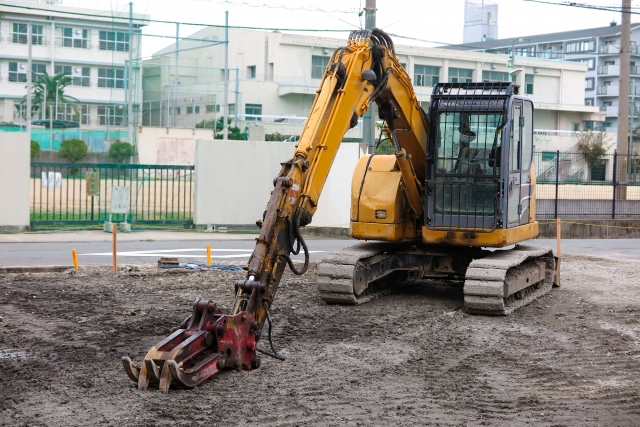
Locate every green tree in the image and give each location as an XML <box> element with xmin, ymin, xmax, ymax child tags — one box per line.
<box><xmin>575</xmin><ymin>130</ymin><xmax>612</xmax><ymax>180</ymax></box>
<box><xmin>108</xmin><ymin>141</ymin><xmax>136</xmax><ymax>164</ymax></box>
<box><xmin>58</xmin><ymin>138</ymin><xmax>88</xmax><ymax>174</ymax></box>
<box><xmin>23</xmin><ymin>71</ymin><xmax>79</xmax><ymax>119</ymax></box>
<box><xmin>30</xmin><ymin>140</ymin><xmax>41</xmax><ymax>159</ymax></box>
<box><xmin>265</xmin><ymin>132</ymin><xmax>283</xmax><ymax>142</ymax></box>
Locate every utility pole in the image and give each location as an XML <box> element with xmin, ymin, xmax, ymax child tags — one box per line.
<box><xmin>223</xmin><ymin>11</ymin><xmax>229</xmax><ymax>140</ymax></box>
<box><xmin>127</xmin><ymin>2</ymin><xmax>134</xmax><ymax>146</ymax></box>
<box><xmin>27</xmin><ymin>24</ymin><xmax>32</xmax><ymax>134</ymax></box>
<box><xmin>173</xmin><ymin>23</ymin><xmax>179</xmax><ymax>128</ymax></box>
<box><xmin>363</xmin><ymin>0</ymin><xmax>376</xmax><ymax>153</ymax></box>
<box><xmin>616</xmin><ymin>0</ymin><xmax>631</xmax><ymax>199</ymax></box>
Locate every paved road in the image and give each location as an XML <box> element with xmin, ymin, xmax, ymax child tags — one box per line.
<box><xmin>0</xmin><ymin>238</ymin><xmax>357</xmax><ymax>267</ymax></box>
<box><xmin>0</xmin><ymin>233</ymin><xmax>640</xmax><ymax>267</ymax></box>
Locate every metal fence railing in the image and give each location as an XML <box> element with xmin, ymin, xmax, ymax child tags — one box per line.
<box><xmin>534</xmin><ymin>151</ymin><xmax>640</xmax><ymax>219</ymax></box>
<box><xmin>30</xmin><ymin>162</ymin><xmax>194</xmax><ymax>227</ymax></box>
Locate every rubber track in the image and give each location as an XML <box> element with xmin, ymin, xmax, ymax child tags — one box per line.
<box><xmin>316</xmin><ymin>243</ymin><xmax>390</xmax><ymax>305</ymax></box>
<box><xmin>463</xmin><ymin>245</ymin><xmax>555</xmax><ymax>315</ymax></box>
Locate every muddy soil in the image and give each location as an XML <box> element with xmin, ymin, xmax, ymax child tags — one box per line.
<box><xmin>1</xmin><ymin>255</ymin><xmax>639</xmax><ymax>427</ymax></box>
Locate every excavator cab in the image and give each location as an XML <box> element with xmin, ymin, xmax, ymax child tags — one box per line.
<box><xmin>425</xmin><ymin>82</ymin><xmax>537</xmax><ymax>245</ymax></box>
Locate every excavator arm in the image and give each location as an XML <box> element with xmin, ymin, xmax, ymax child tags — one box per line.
<box><xmin>123</xmin><ymin>28</ymin><xmax>428</xmax><ymax>392</ymax></box>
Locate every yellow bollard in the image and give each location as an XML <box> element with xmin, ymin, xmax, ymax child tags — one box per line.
<box><xmin>207</xmin><ymin>244</ymin><xmax>211</xmax><ymax>266</ymax></box>
<box><xmin>113</xmin><ymin>226</ymin><xmax>118</xmax><ymax>273</ymax></box>
<box><xmin>556</xmin><ymin>217</ymin><xmax>561</xmax><ymax>257</ymax></box>
<box><xmin>72</xmin><ymin>249</ymin><xmax>79</xmax><ymax>270</ymax></box>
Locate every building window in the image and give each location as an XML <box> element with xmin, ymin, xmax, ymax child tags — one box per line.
<box><xmin>8</xmin><ymin>62</ymin><xmax>27</xmax><ymax>83</ymax></box>
<box><xmin>569</xmin><ymin>57</ymin><xmax>595</xmax><ymax>70</ymax></box>
<box><xmin>245</xmin><ymin>103</ymin><xmax>262</xmax><ymax>121</ymax></box>
<box><xmin>186</xmin><ymin>106</ymin><xmax>200</xmax><ymax>114</ymax></box>
<box><xmin>585</xmin><ymin>98</ymin><xmax>594</xmax><ymax>106</ymax></box>
<box><xmin>55</xmin><ymin>65</ymin><xmax>91</xmax><ymax>87</ymax></box>
<box><xmin>399</xmin><ymin>62</ymin><xmax>407</xmax><ymax>70</ymax></box>
<box><xmin>56</xmin><ymin>104</ymin><xmax>90</xmax><ymax>125</ymax></box>
<box><xmin>13</xmin><ymin>102</ymin><xmax>39</xmax><ymax>120</ymax></box>
<box><xmin>12</xmin><ymin>23</ymin><xmax>43</xmax><ymax>45</ymax></box>
<box><xmin>515</xmin><ymin>46</ymin><xmax>536</xmax><ymax>57</ymax></box>
<box><xmin>228</xmin><ymin>104</ymin><xmax>235</xmax><ymax>117</ymax></box>
<box><xmin>572</xmin><ymin>122</ymin><xmax>580</xmax><ymax>132</ymax></box>
<box><xmin>32</xmin><ymin>64</ymin><xmax>47</xmax><ymax>83</ymax></box>
<box><xmin>99</xmin><ymin>31</ymin><xmax>129</xmax><ymax>52</ymax></box>
<box><xmin>312</xmin><ymin>56</ymin><xmax>330</xmax><ymax>79</ymax></box>
<box><xmin>56</xmin><ymin>27</ymin><xmax>90</xmax><ymax>49</ymax></box>
<box><xmin>525</xmin><ymin>74</ymin><xmax>534</xmax><ymax>95</ymax></box>
<box><xmin>565</xmin><ymin>39</ymin><xmax>595</xmax><ymax>53</ymax></box>
<box><xmin>98</xmin><ymin>68</ymin><xmax>125</xmax><ymax>89</ymax></box>
<box><xmin>247</xmin><ymin>66</ymin><xmax>256</xmax><ymax>79</ymax></box>
<box><xmin>414</xmin><ymin>65</ymin><xmax>440</xmax><ymax>87</ymax></box>
<box><xmin>97</xmin><ymin>105</ymin><xmax>125</xmax><ymax>126</ymax></box>
<box><xmin>206</xmin><ymin>104</ymin><xmax>220</xmax><ymax>113</ymax></box>
<box><xmin>585</xmin><ymin>77</ymin><xmax>594</xmax><ymax>90</ymax></box>
<box><xmin>482</xmin><ymin>70</ymin><xmax>509</xmax><ymax>82</ymax></box>
<box><xmin>448</xmin><ymin>68</ymin><xmax>473</xmax><ymax>83</ymax></box>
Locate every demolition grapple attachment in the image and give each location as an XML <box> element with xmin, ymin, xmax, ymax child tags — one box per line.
<box><xmin>122</xmin><ymin>299</ymin><xmax>260</xmax><ymax>392</ymax></box>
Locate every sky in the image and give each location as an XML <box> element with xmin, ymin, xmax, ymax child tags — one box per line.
<box><xmin>56</xmin><ymin>0</ymin><xmax>640</xmax><ymax>58</ymax></box>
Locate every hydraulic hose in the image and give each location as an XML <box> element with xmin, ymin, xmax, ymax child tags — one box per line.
<box><xmin>282</xmin><ymin>210</ymin><xmax>309</xmax><ymax>276</ymax></box>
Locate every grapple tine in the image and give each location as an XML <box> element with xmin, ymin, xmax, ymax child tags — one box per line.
<box><xmin>159</xmin><ymin>361</ymin><xmax>173</xmax><ymax>393</ymax></box>
<box><xmin>143</xmin><ymin>358</ymin><xmax>162</xmax><ymax>383</ymax></box>
<box><xmin>121</xmin><ymin>357</ymin><xmax>140</xmax><ymax>382</ymax></box>
<box><xmin>137</xmin><ymin>360</ymin><xmax>150</xmax><ymax>390</ymax></box>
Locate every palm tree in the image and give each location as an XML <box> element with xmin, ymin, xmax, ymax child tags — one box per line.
<box><xmin>22</xmin><ymin>70</ymin><xmax>79</xmax><ymax>120</ymax></box>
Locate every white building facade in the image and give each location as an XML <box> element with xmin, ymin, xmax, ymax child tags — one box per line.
<box><xmin>0</xmin><ymin>0</ymin><xmax>147</xmax><ymax>130</ymax></box>
<box><xmin>143</xmin><ymin>26</ymin><xmax>601</xmax><ymax>146</ymax></box>
<box><xmin>447</xmin><ymin>23</ymin><xmax>640</xmax><ymax>134</ymax></box>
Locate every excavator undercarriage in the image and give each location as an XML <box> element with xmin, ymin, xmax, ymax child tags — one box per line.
<box><xmin>317</xmin><ymin>243</ymin><xmax>556</xmax><ymax>315</ymax></box>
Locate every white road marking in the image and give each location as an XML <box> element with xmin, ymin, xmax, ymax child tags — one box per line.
<box><xmin>80</xmin><ymin>248</ymin><xmax>324</xmax><ymax>259</ymax></box>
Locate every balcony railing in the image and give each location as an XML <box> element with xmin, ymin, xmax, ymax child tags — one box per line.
<box><xmin>598</xmin><ymin>44</ymin><xmax>640</xmax><ymax>55</ymax></box>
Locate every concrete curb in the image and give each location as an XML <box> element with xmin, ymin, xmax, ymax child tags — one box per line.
<box><xmin>0</xmin><ymin>265</ymin><xmax>72</xmax><ymax>274</ymax></box>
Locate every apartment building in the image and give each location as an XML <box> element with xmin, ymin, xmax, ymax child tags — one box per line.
<box><xmin>446</xmin><ymin>22</ymin><xmax>640</xmax><ymax>134</ymax></box>
<box><xmin>0</xmin><ymin>0</ymin><xmax>148</xmax><ymax>129</ymax></box>
<box><xmin>143</xmin><ymin>26</ymin><xmax>601</xmax><ymax>142</ymax></box>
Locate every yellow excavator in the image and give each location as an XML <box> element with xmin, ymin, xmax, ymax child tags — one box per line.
<box><xmin>123</xmin><ymin>28</ymin><xmax>558</xmax><ymax>392</ymax></box>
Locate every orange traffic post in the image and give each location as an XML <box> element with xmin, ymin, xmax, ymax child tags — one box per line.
<box><xmin>71</xmin><ymin>249</ymin><xmax>79</xmax><ymax>270</ymax></box>
<box><xmin>555</xmin><ymin>217</ymin><xmax>561</xmax><ymax>287</ymax></box>
<box><xmin>207</xmin><ymin>244</ymin><xmax>212</xmax><ymax>266</ymax></box>
<box><xmin>556</xmin><ymin>217</ymin><xmax>561</xmax><ymax>257</ymax></box>
<box><xmin>113</xmin><ymin>226</ymin><xmax>118</xmax><ymax>273</ymax></box>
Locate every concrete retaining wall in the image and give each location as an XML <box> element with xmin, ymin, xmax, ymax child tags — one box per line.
<box><xmin>0</xmin><ymin>132</ymin><xmax>30</xmax><ymax>232</ymax></box>
<box><xmin>537</xmin><ymin>199</ymin><xmax>640</xmax><ymax>219</ymax></box>
<box><xmin>538</xmin><ymin>219</ymin><xmax>640</xmax><ymax>238</ymax></box>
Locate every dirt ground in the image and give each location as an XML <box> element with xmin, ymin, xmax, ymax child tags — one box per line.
<box><xmin>1</xmin><ymin>255</ymin><xmax>639</xmax><ymax>427</ymax></box>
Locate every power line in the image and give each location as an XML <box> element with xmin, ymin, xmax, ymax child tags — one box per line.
<box><xmin>521</xmin><ymin>0</ymin><xmax>640</xmax><ymax>14</ymax></box>
<box><xmin>0</xmin><ymin>2</ymin><xmax>354</xmax><ymax>31</ymax></box>
<box><xmin>182</xmin><ymin>0</ymin><xmax>359</xmax><ymax>14</ymax></box>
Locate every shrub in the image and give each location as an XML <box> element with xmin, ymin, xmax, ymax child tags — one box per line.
<box><xmin>58</xmin><ymin>138</ymin><xmax>88</xmax><ymax>163</ymax></box>
<box><xmin>575</xmin><ymin>130</ymin><xmax>612</xmax><ymax>167</ymax></box>
<box><xmin>108</xmin><ymin>141</ymin><xmax>136</xmax><ymax>163</ymax></box>
<box><xmin>265</xmin><ymin>132</ymin><xmax>283</xmax><ymax>142</ymax></box>
<box><xmin>30</xmin><ymin>140</ymin><xmax>41</xmax><ymax>159</ymax></box>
